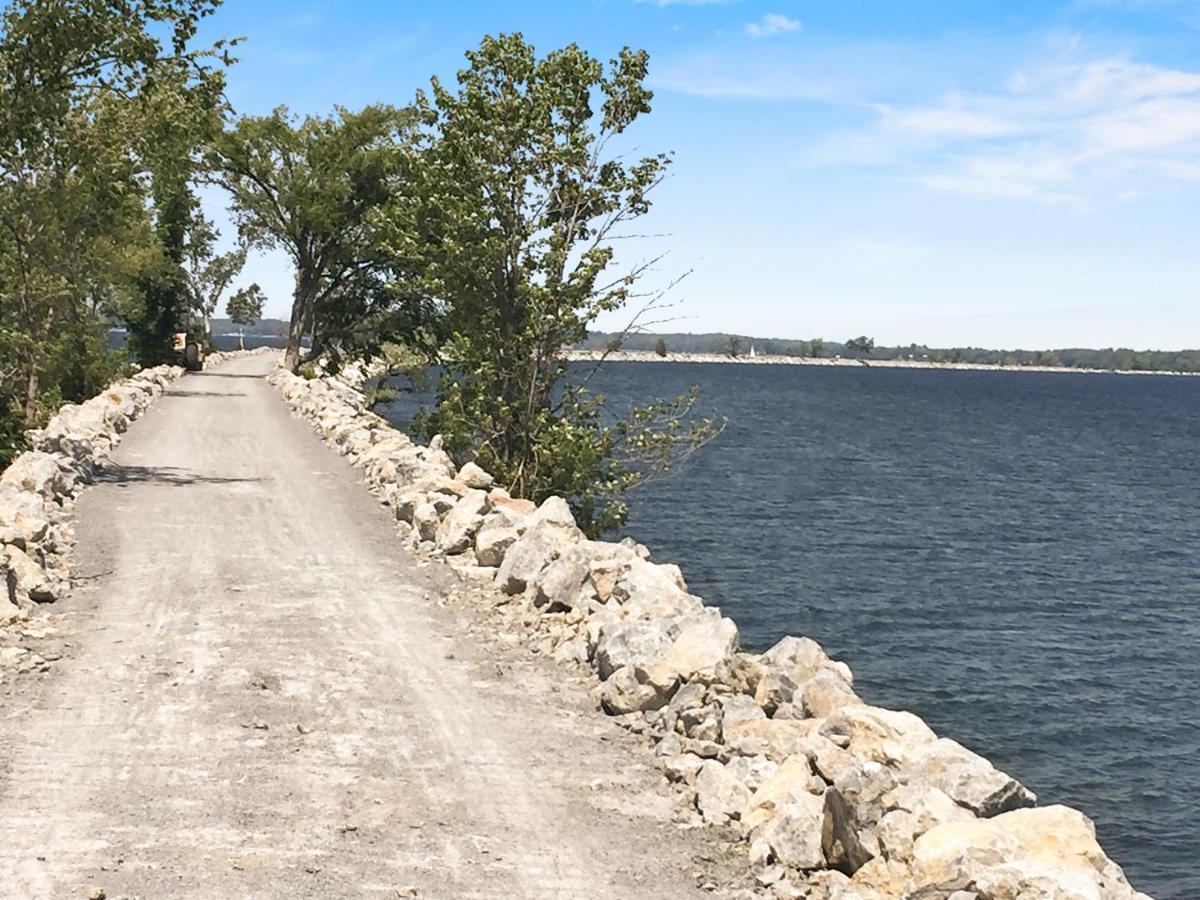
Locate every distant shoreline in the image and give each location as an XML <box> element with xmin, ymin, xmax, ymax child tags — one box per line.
<box><xmin>566</xmin><ymin>348</ymin><xmax>1200</xmax><ymax>377</ymax></box>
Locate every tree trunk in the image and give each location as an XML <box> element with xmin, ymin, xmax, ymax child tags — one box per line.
<box><xmin>22</xmin><ymin>366</ymin><xmax>39</xmax><ymax>426</ymax></box>
<box><xmin>238</xmin><ymin>327</ymin><xmax>245</xmax><ymax>351</ymax></box>
<box><xmin>284</xmin><ymin>270</ymin><xmax>311</xmax><ymax>373</ymax></box>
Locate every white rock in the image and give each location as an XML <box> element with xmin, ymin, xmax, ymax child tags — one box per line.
<box><xmin>725</xmin><ymin>755</ymin><xmax>780</xmax><ymax>793</ymax></box>
<box><xmin>800</xmin><ymin>670</ymin><xmax>861</xmax><ymax>718</ymax></box>
<box><xmin>663</xmin><ymin>753</ymin><xmax>706</xmax><ymax>785</ymax></box>
<box><xmin>611</xmin><ymin>558</ymin><xmax>703</xmax><ymax>619</ymax></box>
<box><xmin>412</xmin><ymin>501</ymin><xmax>441</xmax><ymax>542</ymax></box>
<box><xmin>593</xmin><ymin>617</ymin><xmax>678</xmax><ymax>679</ymax></box>
<box><xmin>694</xmin><ymin>760</ymin><xmax>752</xmax><ymax>825</ymax></box>
<box><xmin>760</xmin><ymin>794</ymin><xmax>826</xmax><ymax>871</ymax></box>
<box><xmin>496</xmin><ymin>519</ymin><xmax>578</xmax><ymax>594</ymax></box>
<box><xmin>2</xmin><ymin>545</ymin><xmax>59</xmax><ymax>603</ymax></box>
<box><xmin>648</xmin><ymin>615</ymin><xmax>740</xmax><ymax>682</ymax></box>
<box><xmin>598</xmin><ymin>665</ymin><xmax>678</xmax><ymax>715</ymax></box>
<box><xmin>878</xmin><ymin>806</ymin><xmax>1152</xmax><ymax>900</ymax></box>
<box><xmin>474</xmin><ymin>507</ymin><xmax>527</xmax><ymax>567</ymax></box>
<box><xmin>435</xmin><ymin>489</ymin><xmax>490</xmax><ymax>554</ymax></box>
<box><xmin>902</xmin><ymin>737</ymin><xmax>1036</xmax><ymax>816</ymax></box>
<box><xmin>457</xmin><ymin>461</ymin><xmax>494</xmax><ymax>489</ymax></box>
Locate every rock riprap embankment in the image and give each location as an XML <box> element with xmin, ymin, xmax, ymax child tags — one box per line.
<box><xmin>269</xmin><ymin>363</ymin><xmax>1151</xmax><ymax>900</ymax></box>
<box><xmin>0</xmin><ymin>348</ymin><xmax>272</xmax><ymax>673</ymax></box>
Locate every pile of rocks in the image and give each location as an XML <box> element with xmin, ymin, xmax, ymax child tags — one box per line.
<box><xmin>204</xmin><ymin>345</ymin><xmax>276</xmax><ymax>367</ymax></box>
<box><xmin>269</xmin><ymin>364</ymin><xmax>1151</xmax><ymax>900</ymax></box>
<box><xmin>1</xmin><ymin>364</ymin><xmax>182</xmax><ymax>633</ymax></box>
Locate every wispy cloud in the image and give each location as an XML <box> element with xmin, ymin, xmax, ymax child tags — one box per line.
<box><xmin>871</xmin><ymin>56</ymin><xmax>1200</xmax><ymax>202</ymax></box>
<box><xmin>745</xmin><ymin>13</ymin><xmax>802</xmax><ymax>38</ymax></box>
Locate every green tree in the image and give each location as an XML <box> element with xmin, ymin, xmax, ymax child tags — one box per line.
<box><xmin>654</xmin><ymin>336</ymin><xmax>667</xmax><ymax>357</ymax></box>
<box><xmin>380</xmin><ymin>34</ymin><xmax>720</xmax><ymax>534</ymax></box>
<box><xmin>210</xmin><ymin>104</ymin><xmax>415</xmax><ymax>371</ymax></box>
<box><xmin>180</xmin><ymin>213</ymin><xmax>246</xmax><ymax>346</ymax></box>
<box><xmin>809</xmin><ymin>338</ymin><xmax>824</xmax><ymax>358</ymax></box>
<box><xmin>0</xmin><ymin>0</ymin><xmax>233</xmax><ymax>463</ymax></box>
<box><xmin>845</xmin><ymin>335</ymin><xmax>875</xmax><ymax>358</ymax></box>
<box><xmin>225</xmin><ymin>283</ymin><xmax>265</xmax><ymax>349</ymax></box>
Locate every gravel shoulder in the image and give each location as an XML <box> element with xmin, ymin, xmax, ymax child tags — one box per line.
<box><xmin>0</xmin><ymin>354</ymin><xmax>748</xmax><ymax>899</ymax></box>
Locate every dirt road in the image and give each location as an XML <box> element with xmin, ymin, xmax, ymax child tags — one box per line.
<box><xmin>0</xmin><ymin>354</ymin><xmax>742</xmax><ymax>899</ymax></box>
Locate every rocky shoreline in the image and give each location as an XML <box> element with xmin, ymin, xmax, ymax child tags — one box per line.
<box><xmin>270</xmin><ymin>359</ymin><xmax>1151</xmax><ymax>900</ymax></box>
<box><xmin>0</xmin><ymin>347</ymin><xmax>273</xmax><ymax>674</ymax></box>
<box><xmin>567</xmin><ymin>348</ymin><xmax>1199</xmax><ymax>378</ymax></box>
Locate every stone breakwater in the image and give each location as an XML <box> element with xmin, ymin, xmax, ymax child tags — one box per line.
<box><xmin>0</xmin><ymin>348</ymin><xmax>273</xmax><ymax>672</ymax></box>
<box><xmin>269</xmin><ymin>362</ymin><xmax>1150</xmax><ymax>900</ymax></box>
<box><xmin>566</xmin><ymin>349</ymin><xmax>1199</xmax><ymax>378</ymax></box>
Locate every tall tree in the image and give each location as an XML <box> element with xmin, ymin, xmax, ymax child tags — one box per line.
<box><xmin>225</xmin><ymin>283</ymin><xmax>264</xmax><ymax>349</ymax></box>
<box><xmin>845</xmin><ymin>335</ymin><xmax>875</xmax><ymax>358</ymax></box>
<box><xmin>381</xmin><ymin>34</ymin><xmax>720</xmax><ymax>534</ymax></box>
<box><xmin>180</xmin><ymin>212</ymin><xmax>246</xmax><ymax>345</ymax></box>
<box><xmin>210</xmin><ymin>104</ymin><xmax>414</xmax><ymax>371</ymax></box>
<box><xmin>0</xmin><ymin>0</ymin><xmax>233</xmax><ymax>463</ymax></box>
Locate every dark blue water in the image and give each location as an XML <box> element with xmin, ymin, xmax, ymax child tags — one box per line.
<box><xmin>385</xmin><ymin>362</ymin><xmax>1199</xmax><ymax>899</ymax></box>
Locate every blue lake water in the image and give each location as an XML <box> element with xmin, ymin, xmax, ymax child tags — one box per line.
<box><xmin>385</xmin><ymin>361</ymin><xmax>1200</xmax><ymax>899</ymax></box>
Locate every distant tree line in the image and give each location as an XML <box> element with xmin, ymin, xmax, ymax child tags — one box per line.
<box><xmin>578</xmin><ymin>332</ymin><xmax>1200</xmax><ymax>373</ymax></box>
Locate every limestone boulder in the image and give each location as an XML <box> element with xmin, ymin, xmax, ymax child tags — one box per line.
<box><xmin>755</xmin><ymin>671</ymin><xmax>799</xmax><ymax>715</ymax></box>
<box><xmin>720</xmin><ymin>689</ymin><xmax>766</xmax><ymax>722</ymax></box>
<box><xmin>593</xmin><ymin>617</ymin><xmax>679</xmax><ymax>679</ymax></box>
<box><xmin>761</xmin><ymin>635</ymin><xmax>853</xmax><ymax>687</ymax></box>
<box><xmin>598</xmin><ymin>664</ymin><xmax>678</xmax><ymax>715</ymax></box>
<box><xmin>488</xmin><ymin>490</ymin><xmax>537</xmax><ymax>516</ymax></box>
<box><xmin>723</xmin><ymin>717</ymin><xmax>830</xmax><ymax>764</ymax></box>
<box><xmin>2</xmin><ymin>544</ymin><xmax>59</xmax><ymax>603</ymax></box>
<box><xmin>496</xmin><ymin>518</ymin><xmax>578</xmax><ymax>594</ymax></box>
<box><xmin>435</xmin><ymin>489</ymin><xmax>490</xmax><ymax>554</ymax></box>
<box><xmin>647</xmin><ymin>615</ymin><xmax>740</xmax><ymax>683</ymax></box>
<box><xmin>873</xmin><ymin>782</ymin><xmax>975</xmax><ymax>863</ymax></box>
<box><xmin>1</xmin><ymin>452</ymin><xmax>73</xmax><ymax>500</ymax></box>
<box><xmin>741</xmin><ymin>756</ymin><xmax>828</xmax><ymax>870</ymax></box>
<box><xmin>663</xmin><ymin>752</ymin><xmax>707</xmax><ymax>785</ymax></box>
<box><xmin>821</xmin><ymin>761</ymin><xmax>900</xmax><ymax>875</ymax></box>
<box><xmin>677</xmin><ymin>703</ymin><xmax>722</xmax><ymax>742</ymax></box>
<box><xmin>611</xmin><ymin>558</ymin><xmax>703</xmax><ymax>619</ymax></box>
<box><xmin>902</xmin><ymin>737</ymin><xmax>1036</xmax><ymax>817</ymax></box>
<box><xmin>801</xmin><ymin>670</ymin><xmax>862</xmax><ymax>718</ymax></box>
<box><xmin>865</xmin><ymin>806</ymin><xmax>1152</xmax><ymax>900</ymax></box>
<box><xmin>760</xmin><ymin>795</ymin><xmax>827</xmax><ymax>871</ymax></box>
<box><xmin>725</xmin><ymin>755</ymin><xmax>779</xmax><ymax>793</ymax></box>
<box><xmin>412</xmin><ymin>501</ymin><xmax>441</xmax><ymax>542</ymax></box>
<box><xmin>456</xmin><ymin>461</ymin><xmax>494</xmax><ymax>489</ymax></box>
<box><xmin>474</xmin><ymin>507</ymin><xmax>528</xmax><ymax>567</ymax></box>
<box><xmin>741</xmin><ymin>755</ymin><xmax>826</xmax><ymax>833</ymax></box>
<box><xmin>694</xmin><ymin>760</ymin><xmax>753</xmax><ymax>825</ymax></box>
<box><xmin>819</xmin><ymin>705</ymin><xmax>937</xmax><ymax>767</ymax></box>
<box><xmin>527</xmin><ymin>495</ymin><xmax>577</xmax><ymax>530</ymax></box>
<box><xmin>532</xmin><ymin>544</ymin><xmax>593</xmax><ymax>611</ymax></box>
<box><xmin>3</xmin><ymin>511</ymin><xmax>50</xmax><ymax>550</ymax></box>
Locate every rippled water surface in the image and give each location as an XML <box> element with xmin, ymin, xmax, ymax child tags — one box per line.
<box><xmin>387</xmin><ymin>362</ymin><xmax>1200</xmax><ymax>899</ymax></box>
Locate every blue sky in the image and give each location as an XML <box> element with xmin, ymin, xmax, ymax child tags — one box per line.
<box><xmin>199</xmin><ymin>0</ymin><xmax>1200</xmax><ymax>350</ymax></box>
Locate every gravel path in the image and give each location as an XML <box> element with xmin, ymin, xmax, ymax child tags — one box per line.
<box><xmin>0</xmin><ymin>353</ymin><xmax>744</xmax><ymax>899</ymax></box>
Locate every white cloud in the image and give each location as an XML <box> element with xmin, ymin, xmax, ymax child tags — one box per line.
<box><xmin>877</xmin><ymin>104</ymin><xmax>1017</xmax><ymax>137</ymax></box>
<box><xmin>745</xmin><ymin>13</ymin><xmax>802</xmax><ymax>38</ymax></box>
<box><xmin>868</xmin><ymin>56</ymin><xmax>1200</xmax><ymax>202</ymax></box>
